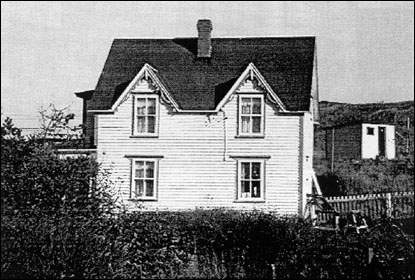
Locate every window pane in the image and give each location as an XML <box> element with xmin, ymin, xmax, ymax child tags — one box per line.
<box><xmin>252</xmin><ymin>117</ymin><xmax>261</xmax><ymax>133</ymax></box>
<box><xmin>137</xmin><ymin>117</ymin><xmax>146</xmax><ymax>133</ymax></box>
<box><xmin>147</xmin><ymin>98</ymin><xmax>156</xmax><ymax>114</ymax></box>
<box><xmin>136</xmin><ymin>99</ymin><xmax>146</xmax><ymax>115</ymax></box>
<box><xmin>145</xmin><ymin>180</ymin><xmax>154</xmax><ymax>197</ymax></box>
<box><xmin>241</xmin><ymin>98</ymin><xmax>251</xmax><ymax>114</ymax></box>
<box><xmin>367</xmin><ymin>127</ymin><xmax>374</xmax><ymax>135</ymax></box>
<box><xmin>241</xmin><ymin>117</ymin><xmax>250</xmax><ymax>133</ymax></box>
<box><xmin>135</xmin><ymin>161</ymin><xmax>144</xmax><ymax>178</ymax></box>
<box><xmin>147</xmin><ymin>116</ymin><xmax>155</xmax><ymax>133</ymax></box>
<box><xmin>241</xmin><ymin>180</ymin><xmax>250</xmax><ymax>197</ymax></box>
<box><xmin>146</xmin><ymin>161</ymin><xmax>154</xmax><ymax>178</ymax></box>
<box><xmin>135</xmin><ymin>180</ymin><xmax>144</xmax><ymax>197</ymax></box>
<box><xmin>251</xmin><ymin>181</ymin><xmax>261</xmax><ymax>198</ymax></box>
<box><xmin>252</xmin><ymin>98</ymin><xmax>261</xmax><ymax>114</ymax></box>
<box><xmin>241</xmin><ymin>162</ymin><xmax>250</xmax><ymax>179</ymax></box>
<box><xmin>252</xmin><ymin>163</ymin><xmax>261</xmax><ymax>179</ymax></box>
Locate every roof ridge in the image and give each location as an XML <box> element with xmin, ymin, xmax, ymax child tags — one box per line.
<box><xmin>113</xmin><ymin>36</ymin><xmax>316</xmax><ymax>41</ymax></box>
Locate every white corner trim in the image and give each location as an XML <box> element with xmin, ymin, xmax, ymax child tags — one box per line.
<box><xmin>215</xmin><ymin>63</ymin><xmax>287</xmax><ymax>112</ymax></box>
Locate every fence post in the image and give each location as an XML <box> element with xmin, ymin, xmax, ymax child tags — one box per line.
<box><xmin>335</xmin><ymin>215</ymin><xmax>340</xmax><ymax>231</ymax></box>
<box><xmin>368</xmin><ymin>247</ymin><xmax>374</xmax><ymax>264</ymax></box>
<box><xmin>271</xmin><ymin>264</ymin><xmax>277</xmax><ymax>279</ymax></box>
<box><xmin>386</xmin><ymin>193</ymin><xmax>392</xmax><ymax>217</ymax></box>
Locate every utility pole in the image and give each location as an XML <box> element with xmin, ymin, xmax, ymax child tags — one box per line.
<box><xmin>331</xmin><ymin>128</ymin><xmax>335</xmax><ymax>172</ymax></box>
<box><xmin>406</xmin><ymin>117</ymin><xmax>410</xmax><ymax>154</ymax></box>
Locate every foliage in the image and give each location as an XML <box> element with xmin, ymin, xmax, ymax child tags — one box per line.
<box><xmin>314</xmin><ymin>101</ymin><xmax>414</xmax><ymax>195</ymax></box>
<box><xmin>2</xmin><ymin>209</ymin><xmax>414</xmax><ymax>279</ymax></box>
<box><xmin>1</xmin><ymin>117</ymin><xmax>115</xmax><ymax>216</ymax></box>
<box><xmin>1</xmin><ymin>115</ymin><xmax>413</xmax><ymax>279</ymax></box>
<box><xmin>39</xmin><ymin>104</ymin><xmax>81</xmax><ymax>138</ymax></box>
<box><xmin>318</xmin><ymin>158</ymin><xmax>414</xmax><ymax>195</ymax></box>
<box><xmin>318</xmin><ymin>100</ymin><xmax>414</xmax><ymax>130</ymax></box>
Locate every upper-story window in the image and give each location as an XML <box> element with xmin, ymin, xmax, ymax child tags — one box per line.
<box><xmin>238</xmin><ymin>95</ymin><xmax>264</xmax><ymax>136</ymax></box>
<box><xmin>133</xmin><ymin>95</ymin><xmax>159</xmax><ymax>136</ymax></box>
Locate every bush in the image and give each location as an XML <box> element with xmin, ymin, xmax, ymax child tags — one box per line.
<box><xmin>1</xmin><ymin>117</ymin><xmax>115</xmax><ymax>216</ymax></box>
<box><xmin>318</xmin><ymin>158</ymin><xmax>414</xmax><ymax>195</ymax></box>
<box><xmin>2</xmin><ymin>210</ymin><xmax>414</xmax><ymax>279</ymax></box>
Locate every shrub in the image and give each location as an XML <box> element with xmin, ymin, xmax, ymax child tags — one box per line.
<box><xmin>1</xmin><ymin>117</ymin><xmax>115</xmax><ymax>216</ymax></box>
<box><xmin>2</xmin><ymin>210</ymin><xmax>414</xmax><ymax>279</ymax></box>
<box><xmin>318</xmin><ymin>158</ymin><xmax>414</xmax><ymax>195</ymax></box>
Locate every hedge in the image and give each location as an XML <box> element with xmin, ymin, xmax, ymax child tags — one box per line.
<box><xmin>2</xmin><ymin>210</ymin><xmax>414</xmax><ymax>279</ymax></box>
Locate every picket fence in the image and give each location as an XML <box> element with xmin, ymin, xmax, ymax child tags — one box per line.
<box><xmin>320</xmin><ymin>191</ymin><xmax>414</xmax><ymax>221</ymax></box>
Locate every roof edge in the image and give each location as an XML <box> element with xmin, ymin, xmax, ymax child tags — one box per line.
<box><xmin>111</xmin><ymin>35</ymin><xmax>316</xmax><ymax>41</ymax></box>
<box><xmin>74</xmin><ymin>90</ymin><xmax>94</xmax><ymax>100</ymax></box>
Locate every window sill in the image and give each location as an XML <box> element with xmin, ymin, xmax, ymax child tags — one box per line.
<box><xmin>130</xmin><ymin>135</ymin><xmax>159</xmax><ymax>138</ymax></box>
<box><xmin>233</xmin><ymin>199</ymin><xmax>265</xmax><ymax>203</ymax></box>
<box><xmin>127</xmin><ymin>198</ymin><xmax>158</xmax><ymax>202</ymax></box>
<box><xmin>235</xmin><ymin>135</ymin><xmax>265</xmax><ymax>139</ymax></box>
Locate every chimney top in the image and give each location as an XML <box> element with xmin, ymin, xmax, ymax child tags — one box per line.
<box><xmin>197</xmin><ymin>19</ymin><xmax>212</xmax><ymax>58</ymax></box>
<box><xmin>197</xmin><ymin>19</ymin><xmax>212</xmax><ymax>31</ymax></box>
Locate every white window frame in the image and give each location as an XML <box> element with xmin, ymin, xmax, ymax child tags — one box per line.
<box><xmin>130</xmin><ymin>158</ymin><xmax>159</xmax><ymax>200</ymax></box>
<box><xmin>238</xmin><ymin>94</ymin><xmax>265</xmax><ymax>136</ymax></box>
<box><xmin>132</xmin><ymin>94</ymin><xmax>159</xmax><ymax>136</ymax></box>
<box><xmin>236</xmin><ymin>159</ymin><xmax>265</xmax><ymax>201</ymax></box>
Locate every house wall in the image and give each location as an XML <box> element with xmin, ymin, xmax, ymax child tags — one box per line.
<box><xmin>96</xmin><ymin>89</ymin><xmax>307</xmax><ymax>215</ymax></box>
<box><xmin>325</xmin><ymin>124</ymin><xmax>362</xmax><ymax>162</ymax></box>
<box><xmin>301</xmin><ymin>112</ymin><xmax>314</xmax><ymax>214</ymax></box>
<box><xmin>361</xmin><ymin>124</ymin><xmax>395</xmax><ymax>159</ymax></box>
<box><xmin>83</xmin><ymin>106</ymin><xmax>96</xmax><ymax>147</ymax></box>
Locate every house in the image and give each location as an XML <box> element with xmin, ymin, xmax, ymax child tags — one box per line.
<box><xmin>75</xmin><ymin>19</ymin><xmax>319</xmax><ymax>215</ymax></box>
<box><xmin>325</xmin><ymin>122</ymin><xmax>396</xmax><ymax>164</ymax></box>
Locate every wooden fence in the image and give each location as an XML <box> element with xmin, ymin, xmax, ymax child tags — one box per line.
<box><xmin>320</xmin><ymin>191</ymin><xmax>414</xmax><ymax>222</ymax></box>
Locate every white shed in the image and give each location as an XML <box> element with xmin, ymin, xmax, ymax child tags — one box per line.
<box><xmin>361</xmin><ymin>123</ymin><xmax>395</xmax><ymax>159</ymax></box>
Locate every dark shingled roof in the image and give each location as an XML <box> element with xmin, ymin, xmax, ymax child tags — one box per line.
<box><xmin>89</xmin><ymin>37</ymin><xmax>315</xmax><ymax>111</ymax></box>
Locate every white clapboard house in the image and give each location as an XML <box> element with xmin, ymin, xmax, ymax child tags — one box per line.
<box><xmin>75</xmin><ymin>20</ymin><xmax>319</xmax><ymax>215</ymax></box>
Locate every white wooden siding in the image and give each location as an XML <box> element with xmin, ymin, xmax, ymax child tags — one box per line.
<box><xmin>300</xmin><ymin>112</ymin><xmax>314</xmax><ymax>214</ymax></box>
<box><xmin>97</xmin><ymin>90</ymin><xmax>304</xmax><ymax>214</ymax></box>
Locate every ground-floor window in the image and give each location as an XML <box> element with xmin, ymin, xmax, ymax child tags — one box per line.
<box><xmin>131</xmin><ymin>159</ymin><xmax>158</xmax><ymax>200</ymax></box>
<box><xmin>237</xmin><ymin>159</ymin><xmax>265</xmax><ymax>201</ymax></box>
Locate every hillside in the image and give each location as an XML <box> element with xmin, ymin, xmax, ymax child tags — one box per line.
<box><xmin>318</xmin><ymin>100</ymin><xmax>414</xmax><ymax>128</ymax></box>
<box><xmin>314</xmin><ymin>100</ymin><xmax>414</xmax><ymax>174</ymax></box>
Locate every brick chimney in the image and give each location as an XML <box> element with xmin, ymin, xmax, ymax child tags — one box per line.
<box><xmin>197</xmin><ymin>19</ymin><xmax>212</xmax><ymax>58</ymax></box>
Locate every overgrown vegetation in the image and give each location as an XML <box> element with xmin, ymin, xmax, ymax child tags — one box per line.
<box><xmin>315</xmin><ymin>101</ymin><xmax>414</xmax><ymax>195</ymax></box>
<box><xmin>2</xmin><ymin>209</ymin><xmax>414</xmax><ymax>279</ymax></box>
<box><xmin>1</xmin><ymin>117</ymin><xmax>114</xmax><ymax>216</ymax></box>
<box><xmin>318</xmin><ymin>158</ymin><xmax>414</xmax><ymax>196</ymax></box>
<box><xmin>1</xmin><ymin>115</ymin><xmax>413</xmax><ymax>279</ymax></box>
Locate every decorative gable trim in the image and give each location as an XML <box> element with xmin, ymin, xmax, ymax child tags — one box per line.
<box><xmin>89</xmin><ymin>62</ymin><xmax>288</xmax><ymax>114</ymax></box>
<box><xmin>90</xmin><ymin>63</ymin><xmax>179</xmax><ymax>113</ymax></box>
<box><xmin>215</xmin><ymin>63</ymin><xmax>287</xmax><ymax>112</ymax></box>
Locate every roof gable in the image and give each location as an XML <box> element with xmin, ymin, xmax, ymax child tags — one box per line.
<box><xmin>100</xmin><ymin>62</ymin><xmax>287</xmax><ymax>113</ymax></box>
<box><xmin>217</xmin><ymin>63</ymin><xmax>286</xmax><ymax>111</ymax></box>
<box><xmin>108</xmin><ymin>63</ymin><xmax>179</xmax><ymax>112</ymax></box>
<box><xmin>88</xmin><ymin>37</ymin><xmax>315</xmax><ymax>112</ymax></box>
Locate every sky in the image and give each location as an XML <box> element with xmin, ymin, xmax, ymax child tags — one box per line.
<box><xmin>1</xmin><ymin>1</ymin><xmax>414</xmax><ymax>128</ymax></box>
